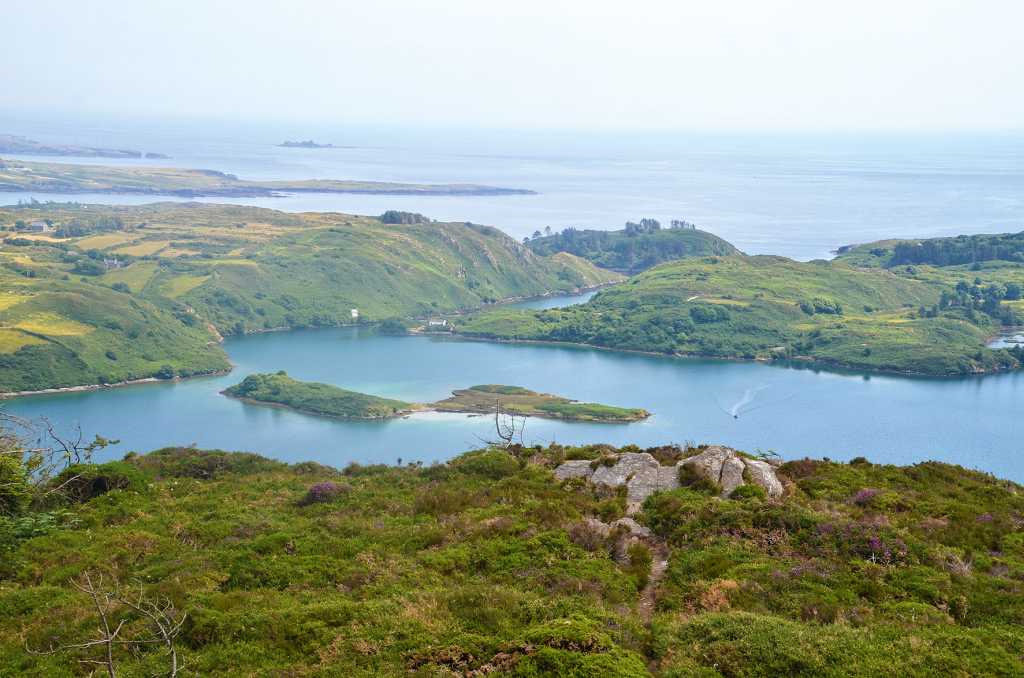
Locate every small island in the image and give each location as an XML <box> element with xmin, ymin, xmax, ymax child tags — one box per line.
<box><xmin>222</xmin><ymin>372</ymin><xmax>412</xmax><ymax>419</ymax></box>
<box><xmin>278</xmin><ymin>140</ymin><xmax>335</xmax><ymax>148</ymax></box>
<box><xmin>223</xmin><ymin>373</ymin><xmax>648</xmax><ymax>423</ymax></box>
<box><xmin>432</xmin><ymin>384</ymin><xmax>650</xmax><ymax>422</ymax></box>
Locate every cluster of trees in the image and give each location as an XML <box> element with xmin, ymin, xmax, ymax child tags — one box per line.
<box><xmin>890</xmin><ymin>232</ymin><xmax>1024</xmax><ymax>267</ymax></box>
<box><xmin>924</xmin><ymin>279</ymin><xmax>1021</xmax><ymax>325</ymax></box>
<box><xmin>53</xmin><ymin>216</ymin><xmax>125</xmax><ymax>238</ymax></box>
<box><xmin>524</xmin><ymin>221</ymin><xmax>735</xmax><ymax>274</ymax></box>
<box><xmin>379</xmin><ymin>211</ymin><xmax>430</xmax><ymax>225</ymax></box>
<box><xmin>799</xmin><ymin>298</ymin><xmax>844</xmax><ymax>316</ymax></box>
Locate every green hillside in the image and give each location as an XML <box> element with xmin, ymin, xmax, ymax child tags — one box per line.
<box><xmin>526</xmin><ymin>221</ymin><xmax>739</xmax><ymax>273</ymax></box>
<box><xmin>456</xmin><ymin>255</ymin><xmax>1024</xmax><ymax>375</ymax></box>
<box><xmin>1</xmin><ymin>440</ymin><xmax>1022</xmax><ymax>676</ymax></box>
<box><xmin>0</xmin><ymin>203</ymin><xmax>620</xmax><ymax>392</ymax></box>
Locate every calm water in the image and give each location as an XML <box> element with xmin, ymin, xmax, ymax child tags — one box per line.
<box><xmin>4</xmin><ymin>312</ymin><xmax>1023</xmax><ymax>481</ymax></box>
<box><xmin>1</xmin><ymin>113</ymin><xmax>1023</xmax><ymax>260</ymax></box>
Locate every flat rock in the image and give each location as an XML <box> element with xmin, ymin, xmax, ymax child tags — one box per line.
<box><xmin>553</xmin><ymin>459</ymin><xmax>594</xmax><ymax>481</ymax></box>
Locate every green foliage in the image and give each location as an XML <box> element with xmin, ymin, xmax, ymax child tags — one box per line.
<box><xmin>527</xmin><ymin>224</ymin><xmax>739</xmax><ymax>273</ymax></box>
<box><xmin>433</xmin><ymin>385</ymin><xmax>649</xmax><ymax>422</ymax></box>
<box><xmin>1</xmin><ymin>445</ymin><xmax>1023</xmax><ymax>675</ymax></box>
<box><xmin>458</xmin><ymin>254</ymin><xmax>1023</xmax><ymax>376</ymax></box>
<box><xmin>223</xmin><ymin>371</ymin><xmax>412</xmax><ymax>419</ymax></box>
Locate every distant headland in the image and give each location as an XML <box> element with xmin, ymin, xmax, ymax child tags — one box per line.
<box><xmin>0</xmin><ymin>134</ymin><xmax>170</xmax><ymax>159</ymax></box>
<box><xmin>278</xmin><ymin>140</ymin><xmax>335</xmax><ymax>148</ymax></box>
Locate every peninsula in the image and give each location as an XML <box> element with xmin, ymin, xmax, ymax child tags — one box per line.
<box><xmin>0</xmin><ymin>133</ymin><xmax>169</xmax><ymax>159</ymax></box>
<box><xmin>0</xmin><ymin>157</ymin><xmax>535</xmax><ymax>197</ymax></box>
<box><xmin>222</xmin><ymin>372</ymin><xmax>648</xmax><ymax>422</ymax></box>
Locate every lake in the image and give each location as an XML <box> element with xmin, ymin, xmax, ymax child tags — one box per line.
<box><xmin>4</xmin><ymin>293</ymin><xmax>1022</xmax><ymax>481</ymax></box>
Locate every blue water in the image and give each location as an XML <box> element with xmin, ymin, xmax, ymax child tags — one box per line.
<box><xmin>1</xmin><ymin>113</ymin><xmax>1023</xmax><ymax>260</ymax></box>
<box><xmin>1</xmin><ymin>115</ymin><xmax>1023</xmax><ymax>479</ymax></box>
<box><xmin>4</xmin><ymin>308</ymin><xmax>1023</xmax><ymax>481</ymax></box>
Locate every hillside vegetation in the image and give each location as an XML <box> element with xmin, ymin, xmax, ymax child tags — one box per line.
<box><xmin>0</xmin><ymin>203</ymin><xmax>619</xmax><ymax>392</ymax></box>
<box><xmin>1</xmin><ymin>439</ymin><xmax>1022</xmax><ymax>676</ymax></box>
<box><xmin>456</xmin><ymin>254</ymin><xmax>1024</xmax><ymax>375</ymax></box>
<box><xmin>837</xmin><ymin>231</ymin><xmax>1024</xmax><ymax>269</ymax></box>
<box><xmin>0</xmin><ymin>157</ymin><xmax>533</xmax><ymax>196</ymax></box>
<box><xmin>526</xmin><ymin>221</ymin><xmax>739</xmax><ymax>273</ymax></box>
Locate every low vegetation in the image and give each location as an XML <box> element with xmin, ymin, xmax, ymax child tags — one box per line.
<box><xmin>456</xmin><ymin>254</ymin><xmax>1024</xmax><ymax>375</ymax></box>
<box><xmin>1</xmin><ymin>422</ymin><xmax>1022</xmax><ymax>675</ymax></box>
<box><xmin>431</xmin><ymin>384</ymin><xmax>649</xmax><ymax>422</ymax></box>
<box><xmin>224</xmin><ymin>375</ymin><xmax>648</xmax><ymax>423</ymax></box>
<box><xmin>526</xmin><ymin>219</ymin><xmax>738</xmax><ymax>273</ymax></box>
<box><xmin>0</xmin><ymin>203</ymin><xmax>619</xmax><ymax>392</ymax></box>
<box><xmin>222</xmin><ymin>371</ymin><xmax>412</xmax><ymax>419</ymax></box>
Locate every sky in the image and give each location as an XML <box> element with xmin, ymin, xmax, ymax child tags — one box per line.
<box><xmin>4</xmin><ymin>0</ymin><xmax>1023</xmax><ymax>131</ymax></box>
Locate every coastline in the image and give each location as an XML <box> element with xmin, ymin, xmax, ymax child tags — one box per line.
<box><xmin>0</xmin><ymin>368</ymin><xmax>232</xmax><ymax>399</ymax></box>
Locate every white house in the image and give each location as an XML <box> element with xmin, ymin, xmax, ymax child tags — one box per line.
<box><xmin>350</xmin><ymin>308</ymin><xmax>359</xmax><ymax>321</ymax></box>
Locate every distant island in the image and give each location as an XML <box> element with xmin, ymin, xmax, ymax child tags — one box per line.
<box><xmin>0</xmin><ymin>157</ymin><xmax>536</xmax><ymax>197</ymax></box>
<box><xmin>223</xmin><ymin>372</ymin><xmax>648</xmax><ymax>422</ymax></box>
<box><xmin>0</xmin><ymin>134</ymin><xmax>170</xmax><ymax>159</ymax></box>
<box><xmin>278</xmin><ymin>140</ymin><xmax>335</xmax><ymax>148</ymax></box>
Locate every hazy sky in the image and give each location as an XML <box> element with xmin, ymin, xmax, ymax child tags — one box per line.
<box><xmin>5</xmin><ymin>0</ymin><xmax>1023</xmax><ymax>131</ymax></box>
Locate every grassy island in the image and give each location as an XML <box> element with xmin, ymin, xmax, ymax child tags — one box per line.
<box><xmin>224</xmin><ymin>376</ymin><xmax>648</xmax><ymax>423</ymax></box>
<box><xmin>432</xmin><ymin>384</ymin><xmax>649</xmax><ymax>422</ymax></box>
<box><xmin>0</xmin><ymin>157</ymin><xmax>534</xmax><ymax>196</ymax></box>
<box><xmin>223</xmin><ymin>372</ymin><xmax>412</xmax><ymax>419</ymax></box>
<box><xmin>1</xmin><ymin>440</ymin><xmax>1023</xmax><ymax>676</ymax></box>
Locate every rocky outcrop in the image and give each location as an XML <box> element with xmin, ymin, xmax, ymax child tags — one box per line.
<box><xmin>553</xmin><ymin>446</ymin><xmax>783</xmax><ymax>513</ymax></box>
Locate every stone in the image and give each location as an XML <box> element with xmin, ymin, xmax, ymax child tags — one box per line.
<box><xmin>551</xmin><ymin>446</ymin><xmax>784</xmax><ymax>511</ymax></box>
<box><xmin>719</xmin><ymin>456</ymin><xmax>746</xmax><ymax>496</ymax></box>
<box><xmin>553</xmin><ymin>459</ymin><xmax>594</xmax><ymax>481</ymax></box>
<box><xmin>742</xmin><ymin>458</ymin><xmax>784</xmax><ymax>498</ymax></box>
<box><xmin>612</xmin><ymin>517</ymin><xmax>652</xmax><ymax>538</ymax></box>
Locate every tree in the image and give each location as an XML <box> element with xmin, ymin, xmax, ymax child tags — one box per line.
<box><xmin>544</xmin><ymin>226</ymin><xmax>552</xmax><ymax>237</ymax></box>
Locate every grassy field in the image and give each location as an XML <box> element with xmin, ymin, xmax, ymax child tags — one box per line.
<box><xmin>0</xmin><ymin>157</ymin><xmax>535</xmax><ymax>196</ymax></box>
<box><xmin>432</xmin><ymin>384</ymin><xmax>649</xmax><ymax>422</ymax></box>
<box><xmin>1</xmin><ymin>442</ymin><xmax>1022</xmax><ymax>676</ymax></box>
<box><xmin>223</xmin><ymin>372</ymin><xmax>413</xmax><ymax>419</ymax></box>
<box><xmin>0</xmin><ymin>203</ymin><xmax>618</xmax><ymax>391</ymax></box>
<box><xmin>456</xmin><ymin>254</ymin><xmax>1024</xmax><ymax>376</ymax></box>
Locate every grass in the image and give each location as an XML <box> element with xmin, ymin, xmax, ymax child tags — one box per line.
<box><xmin>456</xmin><ymin>254</ymin><xmax>1024</xmax><ymax>376</ymax></box>
<box><xmin>223</xmin><ymin>372</ymin><xmax>413</xmax><ymax>419</ymax></box>
<box><xmin>0</xmin><ymin>328</ymin><xmax>44</xmax><ymax>353</ymax></box>
<box><xmin>1</xmin><ymin>443</ymin><xmax>1022</xmax><ymax>675</ymax></box>
<box><xmin>433</xmin><ymin>385</ymin><xmax>649</xmax><ymax>422</ymax></box>
<box><xmin>0</xmin><ymin>202</ymin><xmax>618</xmax><ymax>391</ymax></box>
<box><xmin>13</xmin><ymin>312</ymin><xmax>94</xmax><ymax>336</ymax></box>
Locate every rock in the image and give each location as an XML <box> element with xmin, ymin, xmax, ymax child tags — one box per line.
<box><xmin>551</xmin><ymin>446</ymin><xmax>784</xmax><ymax>509</ymax></box>
<box><xmin>719</xmin><ymin>456</ymin><xmax>746</xmax><ymax>496</ymax></box>
<box><xmin>581</xmin><ymin>517</ymin><xmax>611</xmax><ymax>539</ymax></box>
<box><xmin>591</xmin><ymin>453</ymin><xmax>662</xmax><ymax>511</ymax></box>
<box><xmin>677</xmin><ymin>446</ymin><xmax>785</xmax><ymax>498</ymax></box>
<box><xmin>553</xmin><ymin>459</ymin><xmax>593</xmax><ymax>481</ymax></box>
<box><xmin>742</xmin><ymin>459</ymin><xmax>784</xmax><ymax>498</ymax></box>
<box><xmin>612</xmin><ymin>517</ymin><xmax>652</xmax><ymax>538</ymax></box>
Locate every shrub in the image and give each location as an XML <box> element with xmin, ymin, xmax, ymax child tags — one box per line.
<box><xmin>731</xmin><ymin>483</ymin><xmax>767</xmax><ymax>501</ymax></box>
<box><xmin>47</xmin><ymin>461</ymin><xmax>146</xmax><ymax>505</ymax></box>
<box><xmin>0</xmin><ymin>454</ymin><xmax>31</xmax><ymax>517</ymax></box>
<box><xmin>678</xmin><ymin>464</ymin><xmax>722</xmax><ymax>495</ymax></box>
<box><xmin>298</xmin><ymin>481</ymin><xmax>350</xmax><ymax>506</ymax></box>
